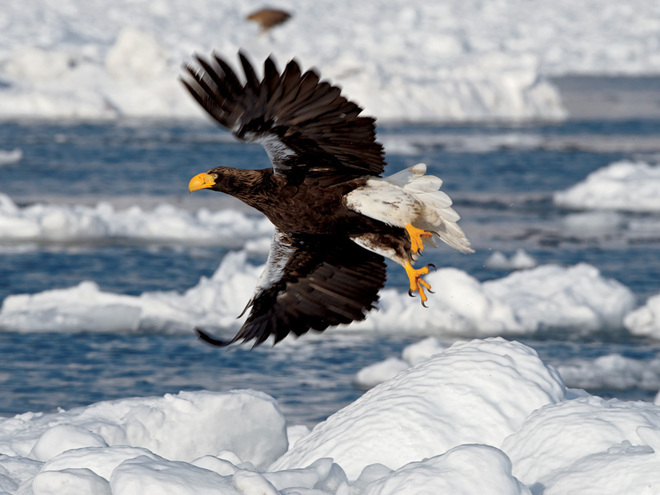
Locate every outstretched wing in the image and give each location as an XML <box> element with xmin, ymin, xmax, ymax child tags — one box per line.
<box><xmin>196</xmin><ymin>230</ymin><xmax>387</xmax><ymax>347</ymax></box>
<box><xmin>181</xmin><ymin>51</ymin><xmax>386</xmax><ymax>183</ymax></box>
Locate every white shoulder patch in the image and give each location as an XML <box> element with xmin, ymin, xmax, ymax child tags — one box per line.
<box><xmin>348</xmin><ymin>163</ymin><xmax>473</xmax><ymax>254</ymax></box>
<box><xmin>345</xmin><ymin>178</ymin><xmax>421</xmax><ymax>227</ymax></box>
<box><xmin>253</xmin><ymin>134</ymin><xmax>296</xmax><ymax>173</ymax></box>
<box><xmin>254</xmin><ymin>229</ymin><xmax>295</xmax><ymax>294</ymax></box>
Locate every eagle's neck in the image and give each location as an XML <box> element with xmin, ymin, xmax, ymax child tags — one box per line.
<box><xmin>215</xmin><ymin>167</ymin><xmax>277</xmax><ymax>211</ymax></box>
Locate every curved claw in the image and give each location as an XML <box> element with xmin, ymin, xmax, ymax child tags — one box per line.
<box><xmin>427</xmin><ymin>263</ymin><xmax>436</xmax><ymax>271</ymax></box>
<box><xmin>404</xmin><ymin>261</ymin><xmax>433</xmax><ymax>306</ymax></box>
<box><xmin>406</xmin><ymin>224</ymin><xmax>433</xmax><ymax>254</ymax></box>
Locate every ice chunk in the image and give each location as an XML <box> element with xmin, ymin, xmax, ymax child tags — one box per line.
<box><xmin>554</xmin><ymin>160</ymin><xmax>660</xmax><ymax>212</ymax></box>
<box><xmin>271</xmin><ymin>338</ymin><xmax>566</xmax><ymax>479</ymax></box>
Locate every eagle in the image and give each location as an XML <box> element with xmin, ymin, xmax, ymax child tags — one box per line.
<box><xmin>182</xmin><ymin>51</ymin><xmax>473</xmax><ymax>347</ymax></box>
<box><xmin>246</xmin><ymin>8</ymin><xmax>292</xmax><ymax>33</ymax></box>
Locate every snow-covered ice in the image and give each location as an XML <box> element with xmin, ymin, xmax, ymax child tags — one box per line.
<box><xmin>0</xmin><ymin>193</ymin><xmax>273</xmax><ymax>246</ymax></box>
<box><xmin>554</xmin><ymin>160</ymin><xmax>660</xmax><ymax>212</ymax></box>
<box><xmin>484</xmin><ymin>249</ymin><xmax>537</xmax><ymax>270</ymax></box>
<box><xmin>1</xmin><ymin>0</ymin><xmax>660</xmax><ymax>122</ymax></box>
<box><xmin>357</xmin><ymin>336</ymin><xmax>660</xmax><ymax>393</ymax></box>
<box><xmin>0</xmin><ymin>249</ymin><xmax>637</xmax><ymax>340</ymax></box>
<box><xmin>0</xmin><ymin>149</ymin><xmax>23</xmax><ymax>166</ymax></box>
<box><xmin>625</xmin><ymin>292</ymin><xmax>660</xmax><ymax>339</ymax></box>
<box><xmin>3</xmin><ymin>338</ymin><xmax>660</xmax><ymax>493</ymax></box>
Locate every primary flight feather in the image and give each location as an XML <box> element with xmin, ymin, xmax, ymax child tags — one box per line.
<box><xmin>182</xmin><ymin>51</ymin><xmax>473</xmax><ymax>347</ymax></box>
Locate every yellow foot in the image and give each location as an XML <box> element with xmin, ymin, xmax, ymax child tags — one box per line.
<box><xmin>405</xmin><ymin>224</ymin><xmax>433</xmax><ymax>254</ymax></box>
<box><xmin>404</xmin><ymin>261</ymin><xmax>435</xmax><ymax>307</ymax></box>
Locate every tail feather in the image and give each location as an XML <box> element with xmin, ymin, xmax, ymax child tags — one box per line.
<box><xmin>391</xmin><ymin>162</ymin><xmax>473</xmax><ymax>254</ymax></box>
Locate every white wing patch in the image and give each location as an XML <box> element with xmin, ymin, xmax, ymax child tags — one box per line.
<box><xmin>254</xmin><ymin>229</ymin><xmax>296</xmax><ymax>295</ymax></box>
<box><xmin>251</xmin><ymin>133</ymin><xmax>296</xmax><ymax>174</ymax></box>
<box><xmin>345</xmin><ymin>179</ymin><xmax>421</xmax><ymax>227</ymax></box>
<box><xmin>347</xmin><ymin>163</ymin><xmax>473</xmax><ymax>254</ymax></box>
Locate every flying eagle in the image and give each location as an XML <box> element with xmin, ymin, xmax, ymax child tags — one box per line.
<box><xmin>182</xmin><ymin>52</ymin><xmax>473</xmax><ymax>347</ymax></box>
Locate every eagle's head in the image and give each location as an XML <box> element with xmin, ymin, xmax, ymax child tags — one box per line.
<box><xmin>188</xmin><ymin>169</ymin><xmax>220</xmax><ymax>193</ymax></box>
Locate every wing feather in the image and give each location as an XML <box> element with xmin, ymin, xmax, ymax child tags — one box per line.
<box><xmin>181</xmin><ymin>51</ymin><xmax>386</xmax><ymax>180</ymax></box>
<box><xmin>196</xmin><ymin>231</ymin><xmax>387</xmax><ymax>347</ymax></box>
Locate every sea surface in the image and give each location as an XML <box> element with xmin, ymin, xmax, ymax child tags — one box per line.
<box><xmin>1</xmin><ymin>119</ymin><xmax>660</xmax><ymax>426</ymax></box>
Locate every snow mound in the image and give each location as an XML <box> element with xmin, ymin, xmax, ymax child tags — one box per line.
<box><xmin>0</xmin><ymin>149</ymin><xmax>22</xmax><ymax>166</ymax></box>
<box><xmin>484</xmin><ymin>249</ymin><xmax>537</xmax><ymax>270</ymax></box>
<box><xmin>359</xmin><ymin>337</ymin><xmax>660</xmax><ymax>392</ymax></box>
<box><xmin>354</xmin><ymin>337</ymin><xmax>446</xmax><ymax>389</ymax></box>
<box><xmin>362</xmin><ymin>444</ymin><xmax>531</xmax><ymax>495</ymax></box>
<box><xmin>0</xmin><ymin>390</ymin><xmax>287</xmax><ymax>469</ymax></box>
<box><xmin>557</xmin><ymin>354</ymin><xmax>660</xmax><ymax>391</ymax></box>
<box><xmin>554</xmin><ymin>160</ymin><xmax>660</xmax><ymax>211</ymax></box>
<box><xmin>624</xmin><ymin>292</ymin><xmax>660</xmax><ymax>338</ymax></box>
<box><xmin>0</xmin><ymin>251</ymin><xmax>260</xmax><ymax>334</ymax></box>
<box><xmin>272</xmin><ymin>338</ymin><xmax>566</xmax><ymax>479</ymax></box>
<box><xmin>0</xmin><ymin>194</ymin><xmax>273</xmax><ymax>246</ymax></box>
<box><xmin>3</xmin><ymin>339</ymin><xmax>660</xmax><ymax>492</ymax></box>
<box><xmin>502</xmin><ymin>396</ymin><xmax>660</xmax><ymax>493</ymax></box>
<box><xmin>357</xmin><ymin>262</ymin><xmax>635</xmax><ymax>337</ymax></box>
<box><xmin>482</xmin><ymin>263</ymin><xmax>635</xmax><ymax>335</ymax></box>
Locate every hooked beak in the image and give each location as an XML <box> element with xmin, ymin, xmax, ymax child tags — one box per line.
<box><xmin>188</xmin><ymin>172</ymin><xmax>216</xmax><ymax>193</ymax></box>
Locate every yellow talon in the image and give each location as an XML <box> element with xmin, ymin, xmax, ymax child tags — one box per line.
<box><xmin>404</xmin><ymin>261</ymin><xmax>434</xmax><ymax>306</ymax></box>
<box><xmin>406</xmin><ymin>223</ymin><xmax>433</xmax><ymax>254</ymax></box>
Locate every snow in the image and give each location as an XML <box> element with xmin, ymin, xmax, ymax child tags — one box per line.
<box><xmin>0</xmin><ymin>149</ymin><xmax>22</xmax><ymax>166</ymax></box>
<box><xmin>0</xmin><ymin>390</ymin><xmax>287</xmax><ymax>468</ymax></box>
<box><xmin>355</xmin><ymin>262</ymin><xmax>635</xmax><ymax>338</ymax></box>
<box><xmin>0</xmin><ymin>0</ymin><xmax>659</xmax><ymax>122</ymax></box>
<box><xmin>0</xmin><ymin>193</ymin><xmax>273</xmax><ymax>246</ymax></box>
<box><xmin>501</xmin><ymin>396</ymin><xmax>660</xmax><ymax>492</ymax></box>
<box><xmin>0</xmin><ymin>248</ymin><xmax>637</xmax><ymax>339</ymax></box>
<box><xmin>554</xmin><ymin>160</ymin><xmax>660</xmax><ymax>212</ymax></box>
<box><xmin>358</xmin><ymin>336</ymin><xmax>660</xmax><ymax>393</ymax></box>
<box><xmin>484</xmin><ymin>249</ymin><xmax>537</xmax><ymax>270</ymax></box>
<box><xmin>354</xmin><ymin>337</ymin><xmax>446</xmax><ymax>389</ymax></box>
<box><xmin>556</xmin><ymin>354</ymin><xmax>660</xmax><ymax>392</ymax></box>
<box><xmin>562</xmin><ymin>210</ymin><xmax>627</xmax><ymax>237</ymax></box>
<box><xmin>624</xmin><ymin>292</ymin><xmax>660</xmax><ymax>338</ymax></box>
<box><xmin>272</xmin><ymin>339</ymin><xmax>566</xmax><ymax>480</ymax></box>
<box><xmin>3</xmin><ymin>338</ymin><xmax>660</xmax><ymax>493</ymax></box>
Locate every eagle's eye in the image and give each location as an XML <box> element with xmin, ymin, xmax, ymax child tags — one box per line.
<box><xmin>212</xmin><ymin>173</ymin><xmax>218</xmax><ymax>180</ymax></box>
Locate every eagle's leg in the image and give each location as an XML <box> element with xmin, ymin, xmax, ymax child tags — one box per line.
<box><xmin>405</xmin><ymin>224</ymin><xmax>433</xmax><ymax>254</ymax></box>
<box><xmin>404</xmin><ymin>261</ymin><xmax>435</xmax><ymax>306</ymax></box>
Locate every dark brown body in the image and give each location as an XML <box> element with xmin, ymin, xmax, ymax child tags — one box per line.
<box><xmin>211</xmin><ymin>166</ymin><xmax>411</xmax><ymax>259</ymax></box>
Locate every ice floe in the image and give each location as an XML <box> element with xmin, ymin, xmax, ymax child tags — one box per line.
<box><xmin>484</xmin><ymin>249</ymin><xmax>537</xmax><ymax>270</ymax></box>
<box><xmin>0</xmin><ymin>250</ymin><xmax>637</xmax><ymax>339</ymax></box>
<box><xmin>0</xmin><ymin>193</ymin><xmax>273</xmax><ymax>246</ymax></box>
<box><xmin>357</xmin><ymin>337</ymin><xmax>660</xmax><ymax>393</ymax></box>
<box><xmin>3</xmin><ymin>338</ymin><xmax>660</xmax><ymax>493</ymax></box>
<box><xmin>625</xmin><ymin>292</ymin><xmax>660</xmax><ymax>339</ymax></box>
<box><xmin>554</xmin><ymin>160</ymin><xmax>660</xmax><ymax>212</ymax></box>
<box><xmin>0</xmin><ymin>149</ymin><xmax>22</xmax><ymax>166</ymax></box>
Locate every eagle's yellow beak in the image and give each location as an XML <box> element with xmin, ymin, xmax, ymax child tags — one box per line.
<box><xmin>188</xmin><ymin>173</ymin><xmax>216</xmax><ymax>193</ymax></box>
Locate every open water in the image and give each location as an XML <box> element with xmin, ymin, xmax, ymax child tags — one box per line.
<box><xmin>1</xmin><ymin>119</ymin><xmax>660</xmax><ymax>425</ymax></box>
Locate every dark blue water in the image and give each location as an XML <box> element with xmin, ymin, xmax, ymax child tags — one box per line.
<box><xmin>1</xmin><ymin>120</ymin><xmax>660</xmax><ymax>424</ymax></box>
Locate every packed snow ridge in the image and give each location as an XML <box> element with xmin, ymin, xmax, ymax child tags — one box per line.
<box><xmin>3</xmin><ymin>338</ymin><xmax>660</xmax><ymax>493</ymax></box>
<box><xmin>1</xmin><ymin>0</ymin><xmax>659</xmax><ymax>121</ymax></box>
